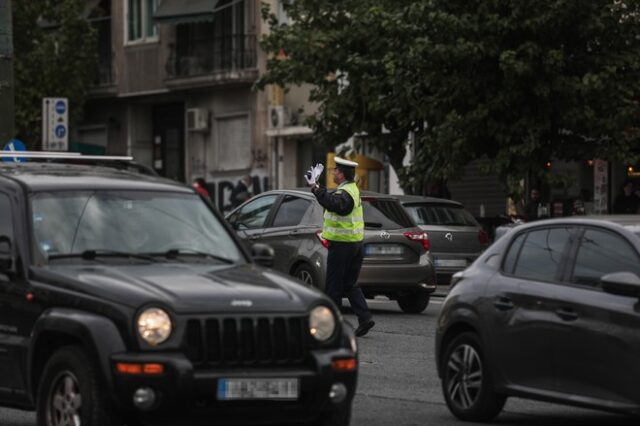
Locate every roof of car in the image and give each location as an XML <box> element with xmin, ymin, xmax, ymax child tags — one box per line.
<box><xmin>0</xmin><ymin>162</ymin><xmax>192</xmax><ymax>193</ymax></box>
<box><xmin>513</xmin><ymin>216</ymin><xmax>640</xmax><ymax>235</ymax></box>
<box><xmin>285</xmin><ymin>187</ymin><xmax>400</xmax><ymax>199</ymax></box>
<box><xmin>394</xmin><ymin>194</ymin><xmax>463</xmax><ymax>206</ymax></box>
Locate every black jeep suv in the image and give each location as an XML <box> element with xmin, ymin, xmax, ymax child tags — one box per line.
<box><xmin>0</xmin><ymin>160</ymin><xmax>357</xmax><ymax>426</ymax></box>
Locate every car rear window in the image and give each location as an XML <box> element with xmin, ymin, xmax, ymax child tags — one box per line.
<box><xmin>362</xmin><ymin>199</ymin><xmax>414</xmax><ymax>230</ymax></box>
<box><xmin>404</xmin><ymin>203</ymin><xmax>478</xmax><ymax>226</ymax></box>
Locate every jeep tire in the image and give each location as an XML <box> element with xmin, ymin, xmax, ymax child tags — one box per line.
<box><xmin>36</xmin><ymin>346</ymin><xmax>122</xmax><ymax>426</ymax></box>
<box><xmin>317</xmin><ymin>404</ymin><xmax>351</xmax><ymax>426</ymax></box>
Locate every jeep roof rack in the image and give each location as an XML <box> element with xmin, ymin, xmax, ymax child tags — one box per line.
<box><xmin>0</xmin><ymin>151</ymin><xmax>133</xmax><ymax>161</ymax></box>
<box><xmin>0</xmin><ymin>151</ymin><xmax>155</xmax><ymax>176</ymax></box>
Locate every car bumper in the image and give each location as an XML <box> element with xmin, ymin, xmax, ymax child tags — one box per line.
<box><xmin>109</xmin><ymin>348</ymin><xmax>357</xmax><ymax>425</ymax></box>
<box><xmin>359</xmin><ymin>253</ymin><xmax>436</xmax><ymax>295</ymax></box>
<box><xmin>432</xmin><ymin>252</ymin><xmax>480</xmax><ymax>274</ymax></box>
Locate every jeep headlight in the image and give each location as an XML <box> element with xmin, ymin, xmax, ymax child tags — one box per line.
<box><xmin>137</xmin><ymin>308</ymin><xmax>172</xmax><ymax>346</ymax></box>
<box><xmin>309</xmin><ymin>306</ymin><xmax>336</xmax><ymax>341</ymax></box>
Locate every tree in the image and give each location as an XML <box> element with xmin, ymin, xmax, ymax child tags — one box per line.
<box><xmin>13</xmin><ymin>0</ymin><xmax>98</xmax><ymax>148</ymax></box>
<box><xmin>258</xmin><ymin>0</ymin><xmax>640</xmax><ymax>196</ymax></box>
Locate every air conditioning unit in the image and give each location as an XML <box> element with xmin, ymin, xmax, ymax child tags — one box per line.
<box><xmin>186</xmin><ymin>108</ymin><xmax>209</xmax><ymax>132</ymax></box>
<box><xmin>268</xmin><ymin>105</ymin><xmax>290</xmax><ymax>129</ymax></box>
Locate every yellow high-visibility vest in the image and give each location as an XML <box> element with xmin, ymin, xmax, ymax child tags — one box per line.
<box><xmin>322</xmin><ymin>181</ymin><xmax>364</xmax><ymax>242</ymax></box>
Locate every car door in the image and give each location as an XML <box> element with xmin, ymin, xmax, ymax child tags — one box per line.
<box><xmin>226</xmin><ymin>194</ymin><xmax>279</xmax><ymax>242</ymax></box>
<box><xmin>0</xmin><ymin>191</ymin><xmax>28</xmax><ymax>403</ymax></box>
<box><xmin>552</xmin><ymin>226</ymin><xmax>640</xmax><ymax>405</ymax></box>
<box><xmin>259</xmin><ymin>195</ymin><xmax>314</xmax><ymax>273</ymax></box>
<box><xmin>487</xmin><ymin>226</ymin><xmax>575</xmax><ymax>392</ymax></box>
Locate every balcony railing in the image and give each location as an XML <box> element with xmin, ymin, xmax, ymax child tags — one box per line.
<box><xmin>166</xmin><ymin>34</ymin><xmax>257</xmax><ymax>78</ymax></box>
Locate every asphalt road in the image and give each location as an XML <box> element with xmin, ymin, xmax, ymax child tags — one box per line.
<box><xmin>1</xmin><ymin>296</ymin><xmax>636</xmax><ymax>426</ymax></box>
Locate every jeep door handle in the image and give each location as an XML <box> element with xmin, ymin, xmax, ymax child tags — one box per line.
<box><xmin>248</xmin><ymin>235</ymin><xmax>261</xmax><ymax>240</ymax></box>
<box><xmin>288</xmin><ymin>229</ymin><xmax>300</xmax><ymax>236</ymax></box>
<box><xmin>555</xmin><ymin>308</ymin><xmax>578</xmax><ymax>321</ymax></box>
<box><xmin>493</xmin><ymin>296</ymin><xmax>514</xmax><ymax>311</ymax></box>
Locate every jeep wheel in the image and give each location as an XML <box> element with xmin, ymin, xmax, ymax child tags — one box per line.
<box><xmin>37</xmin><ymin>346</ymin><xmax>122</xmax><ymax>426</ymax></box>
<box><xmin>294</xmin><ymin>264</ymin><xmax>320</xmax><ymax>289</ymax></box>
<box><xmin>317</xmin><ymin>404</ymin><xmax>351</xmax><ymax>426</ymax></box>
<box><xmin>441</xmin><ymin>332</ymin><xmax>506</xmax><ymax>421</ymax></box>
<box><xmin>396</xmin><ymin>292</ymin><xmax>430</xmax><ymax>313</ymax></box>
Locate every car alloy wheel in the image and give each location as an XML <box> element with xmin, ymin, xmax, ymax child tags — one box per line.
<box><xmin>293</xmin><ymin>264</ymin><xmax>319</xmax><ymax>289</ymax></box>
<box><xmin>297</xmin><ymin>269</ymin><xmax>314</xmax><ymax>285</ymax></box>
<box><xmin>441</xmin><ymin>332</ymin><xmax>505</xmax><ymax>421</ymax></box>
<box><xmin>47</xmin><ymin>371</ymin><xmax>82</xmax><ymax>426</ymax></box>
<box><xmin>445</xmin><ymin>343</ymin><xmax>482</xmax><ymax>409</ymax></box>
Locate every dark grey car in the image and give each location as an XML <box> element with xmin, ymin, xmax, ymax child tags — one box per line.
<box><xmin>436</xmin><ymin>216</ymin><xmax>640</xmax><ymax>420</ymax></box>
<box><xmin>397</xmin><ymin>195</ymin><xmax>489</xmax><ymax>284</ymax></box>
<box><xmin>226</xmin><ymin>189</ymin><xmax>437</xmax><ymax>313</ymax></box>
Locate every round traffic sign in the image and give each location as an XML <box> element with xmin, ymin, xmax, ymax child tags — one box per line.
<box><xmin>55</xmin><ymin>100</ymin><xmax>67</xmax><ymax>115</ymax></box>
<box><xmin>55</xmin><ymin>125</ymin><xmax>67</xmax><ymax>138</ymax></box>
<box><xmin>2</xmin><ymin>139</ymin><xmax>27</xmax><ymax>163</ymax></box>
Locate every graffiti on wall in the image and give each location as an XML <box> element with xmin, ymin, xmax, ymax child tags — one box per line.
<box><xmin>204</xmin><ymin>172</ymin><xmax>269</xmax><ymax>213</ymax></box>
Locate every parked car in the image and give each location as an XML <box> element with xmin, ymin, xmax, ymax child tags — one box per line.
<box><xmin>436</xmin><ymin>216</ymin><xmax>640</xmax><ymax>421</ymax></box>
<box><xmin>225</xmin><ymin>189</ymin><xmax>437</xmax><ymax>313</ymax></box>
<box><xmin>396</xmin><ymin>195</ymin><xmax>489</xmax><ymax>285</ymax></box>
<box><xmin>0</xmin><ymin>157</ymin><xmax>357</xmax><ymax>426</ymax></box>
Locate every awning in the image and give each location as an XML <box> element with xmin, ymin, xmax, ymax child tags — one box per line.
<box><xmin>265</xmin><ymin>126</ymin><xmax>314</xmax><ymax>138</ymax></box>
<box><xmin>154</xmin><ymin>0</ymin><xmax>219</xmax><ymax>25</ymax></box>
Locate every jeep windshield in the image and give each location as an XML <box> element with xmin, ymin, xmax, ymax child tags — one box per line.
<box><xmin>31</xmin><ymin>191</ymin><xmax>245</xmax><ymax>265</ymax></box>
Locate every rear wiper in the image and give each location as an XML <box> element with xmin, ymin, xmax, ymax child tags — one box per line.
<box><xmin>49</xmin><ymin>249</ymin><xmax>157</xmax><ymax>262</ymax></box>
<box><xmin>365</xmin><ymin>222</ymin><xmax>383</xmax><ymax>228</ymax></box>
<box><xmin>152</xmin><ymin>249</ymin><xmax>234</xmax><ymax>264</ymax></box>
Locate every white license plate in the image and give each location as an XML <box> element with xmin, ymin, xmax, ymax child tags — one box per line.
<box><xmin>366</xmin><ymin>245</ymin><xmax>403</xmax><ymax>255</ymax></box>
<box><xmin>434</xmin><ymin>259</ymin><xmax>467</xmax><ymax>268</ymax></box>
<box><xmin>217</xmin><ymin>378</ymin><xmax>299</xmax><ymax>400</ymax></box>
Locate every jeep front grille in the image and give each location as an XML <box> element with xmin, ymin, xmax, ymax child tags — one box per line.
<box><xmin>184</xmin><ymin>316</ymin><xmax>308</xmax><ymax>367</ymax></box>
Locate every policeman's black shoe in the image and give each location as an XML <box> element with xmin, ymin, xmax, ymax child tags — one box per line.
<box><xmin>355</xmin><ymin>319</ymin><xmax>375</xmax><ymax>337</ymax></box>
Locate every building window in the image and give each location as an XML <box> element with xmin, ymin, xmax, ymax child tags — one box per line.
<box><xmin>216</xmin><ymin>114</ymin><xmax>251</xmax><ymax>171</ymax></box>
<box><xmin>126</xmin><ymin>0</ymin><xmax>158</xmax><ymax>43</ymax></box>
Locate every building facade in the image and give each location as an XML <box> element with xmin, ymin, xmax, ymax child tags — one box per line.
<box><xmin>80</xmin><ymin>0</ymin><xmax>271</xmax><ymax>212</ymax></box>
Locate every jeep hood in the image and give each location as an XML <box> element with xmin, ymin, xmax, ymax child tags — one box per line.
<box><xmin>33</xmin><ymin>263</ymin><xmax>323</xmax><ymax>313</ymax></box>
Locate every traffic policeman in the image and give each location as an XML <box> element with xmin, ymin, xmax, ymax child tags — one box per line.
<box><xmin>308</xmin><ymin>157</ymin><xmax>375</xmax><ymax>337</ymax></box>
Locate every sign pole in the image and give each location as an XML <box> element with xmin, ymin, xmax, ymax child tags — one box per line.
<box><xmin>0</xmin><ymin>0</ymin><xmax>15</xmax><ymax>145</ymax></box>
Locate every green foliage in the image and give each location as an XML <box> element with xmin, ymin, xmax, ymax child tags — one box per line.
<box><xmin>14</xmin><ymin>0</ymin><xmax>98</xmax><ymax>148</ymax></box>
<box><xmin>258</xmin><ymin>0</ymin><xmax>640</xmax><ymax>194</ymax></box>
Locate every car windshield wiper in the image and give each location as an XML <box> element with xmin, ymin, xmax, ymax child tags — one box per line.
<box><xmin>150</xmin><ymin>249</ymin><xmax>235</xmax><ymax>264</ymax></box>
<box><xmin>48</xmin><ymin>249</ymin><xmax>158</xmax><ymax>262</ymax></box>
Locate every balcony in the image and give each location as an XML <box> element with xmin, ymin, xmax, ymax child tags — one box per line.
<box><xmin>165</xmin><ymin>34</ymin><xmax>258</xmax><ymax>88</ymax></box>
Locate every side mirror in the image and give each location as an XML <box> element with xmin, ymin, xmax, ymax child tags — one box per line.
<box><xmin>0</xmin><ymin>236</ymin><xmax>13</xmax><ymax>271</ymax></box>
<box><xmin>251</xmin><ymin>243</ymin><xmax>274</xmax><ymax>268</ymax></box>
<box><xmin>601</xmin><ymin>272</ymin><xmax>640</xmax><ymax>298</ymax></box>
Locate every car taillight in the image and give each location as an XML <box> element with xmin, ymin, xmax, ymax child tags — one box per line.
<box><xmin>316</xmin><ymin>231</ymin><xmax>329</xmax><ymax>249</ymax></box>
<box><xmin>404</xmin><ymin>231</ymin><xmax>430</xmax><ymax>251</ymax></box>
<box><xmin>478</xmin><ymin>229</ymin><xmax>490</xmax><ymax>245</ymax></box>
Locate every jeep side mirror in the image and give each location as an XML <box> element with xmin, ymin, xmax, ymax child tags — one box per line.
<box><xmin>251</xmin><ymin>243</ymin><xmax>274</xmax><ymax>268</ymax></box>
<box><xmin>601</xmin><ymin>272</ymin><xmax>640</xmax><ymax>298</ymax></box>
<box><xmin>0</xmin><ymin>236</ymin><xmax>12</xmax><ymax>271</ymax></box>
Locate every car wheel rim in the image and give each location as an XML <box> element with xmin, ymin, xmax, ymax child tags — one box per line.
<box><xmin>297</xmin><ymin>270</ymin><xmax>313</xmax><ymax>285</ymax></box>
<box><xmin>445</xmin><ymin>343</ymin><xmax>482</xmax><ymax>410</ymax></box>
<box><xmin>48</xmin><ymin>371</ymin><xmax>82</xmax><ymax>426</ymax></box>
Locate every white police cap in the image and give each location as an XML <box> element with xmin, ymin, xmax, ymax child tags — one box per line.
<box><xmin>334</xmin><ymin>157</ymin><xmax>358</xmax><ymax>168</ymax></box>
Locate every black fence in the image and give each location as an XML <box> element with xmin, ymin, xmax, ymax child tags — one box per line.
<box><xmin>167</xmin><ymin>34</ymin><xmax>257</xmax><ymax>78</ymax></box>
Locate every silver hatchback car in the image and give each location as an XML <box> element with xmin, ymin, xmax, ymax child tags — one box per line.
<box><xmin>226</xmin><ymin>189</ymin><xmax>437</xmax><ymax>313</ymax></box>
<box><xmin>396</xmin><ymin>195</ymin><xmax>490</xmax><ymax>285</ymax></box>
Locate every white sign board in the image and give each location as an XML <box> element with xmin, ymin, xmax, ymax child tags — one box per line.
<box><xmin>593</xmin><ymin>159</ymin><xmax>608</xmax><ymax>214</ymax></box>
<box><xmin>42</xmin><ymin>98</ymin><xmax>68</xmax><ymax>151</ymax></box>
